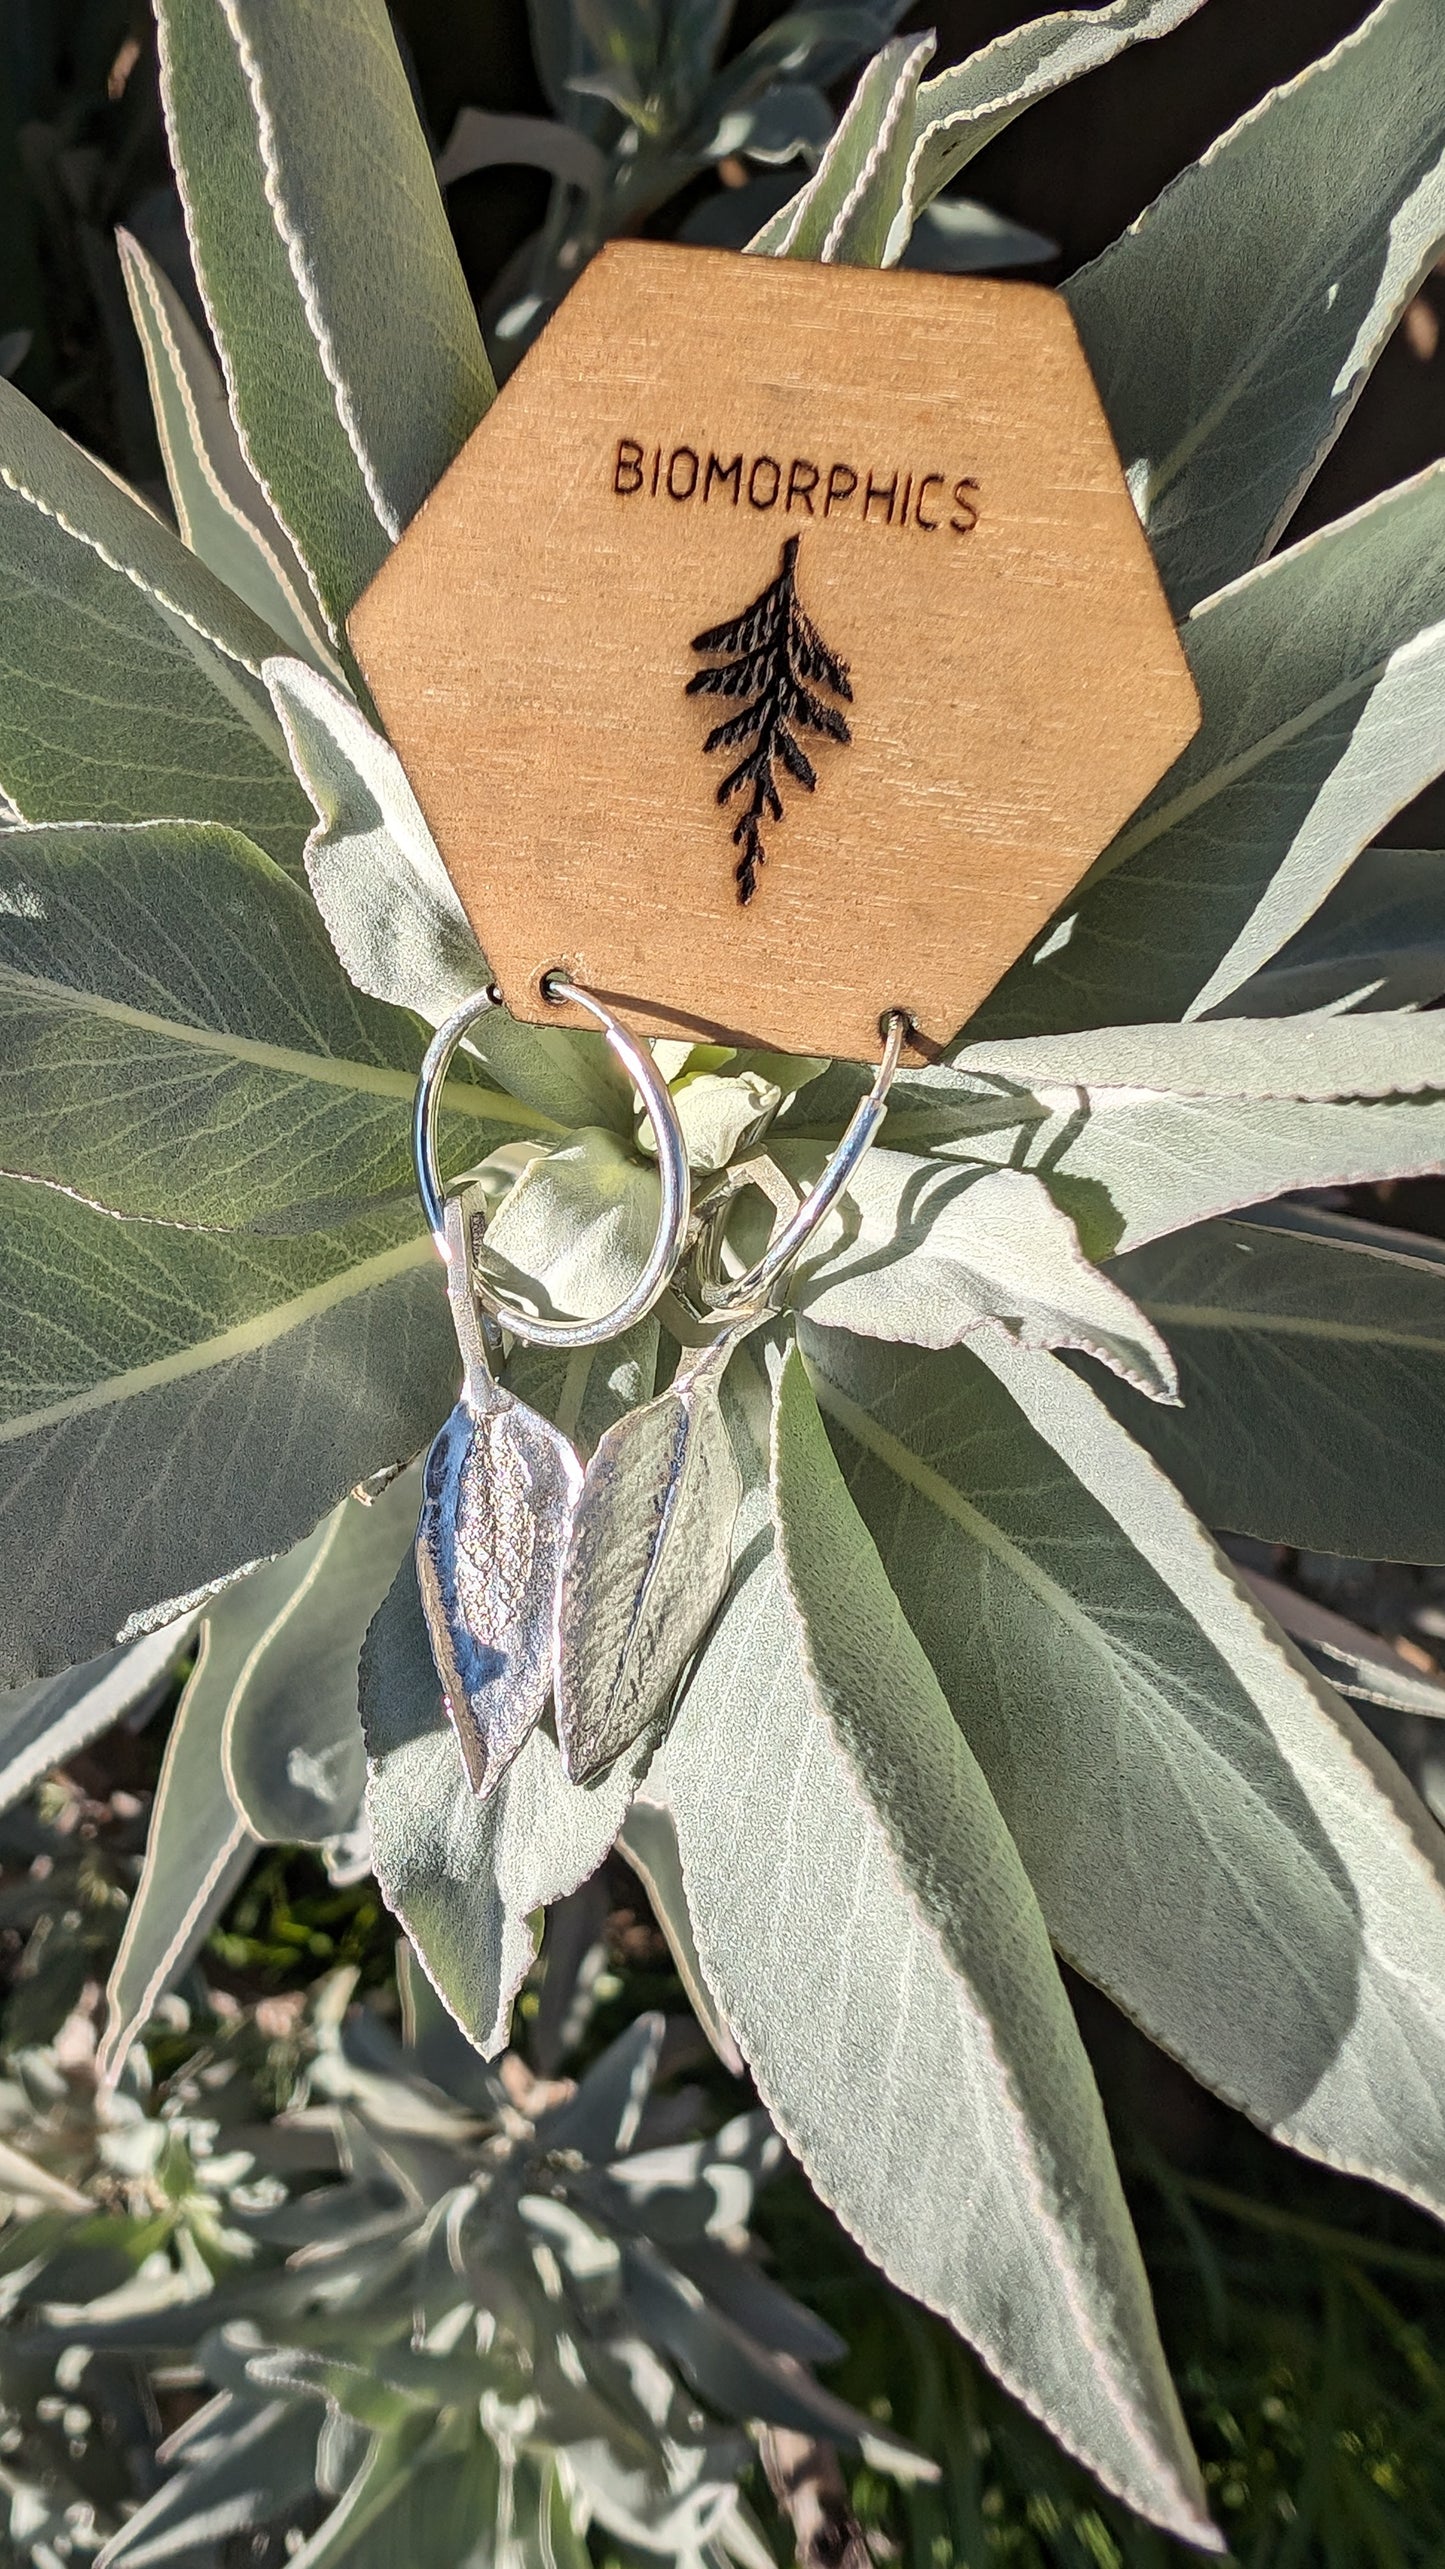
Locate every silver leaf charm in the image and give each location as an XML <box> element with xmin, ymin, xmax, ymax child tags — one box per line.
<box><xmin>417</xmin><ymin>1193</ymin><xmax>582</xmax><ymax>1800</ymax></box>
<box><xmin>555</xmin><ymin>1328</ymin><xmax>745</xmax><ymax>1786</ymax></box>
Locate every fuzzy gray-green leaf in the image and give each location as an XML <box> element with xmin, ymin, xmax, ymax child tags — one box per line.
<box><xmin>157</xmin><ymin>0</ymin><xmax>492</xmax><ymax>638</ymax></box>
<box><xmin>362</xmin><ymin>1561</ymin><xmax>639</xmax><ymax>2057</ymax></box>
<box><xmin>117</xmin><ymin>228</ymin><xmax>339</xmax><ymax>674</ymax></box>
<box><xmin>741</xmin><ymin>1145</ymin><xmax>1176</xmax><ymax>1396</ymax></box>
<box><xmin>646</xmin><ymin>1347</ymin><xmax>1216</xmax><ymax>2548</ymax></box>
<box><xmin>615</xmin><ymin>1802</ymin><xmax>743</xmax><ymax>2072</ymax></box>
<box><xmin>750</xmin><ymin>0</ymin><xmax>1202</xmax><ymax>261</ymax></box>
<box><xmin>1222</xmin><ymin>845</ymin><xmax>1445</xmax><ymax>1016</ymax></box>
<box><xmin>754</xmin><ymin>35</ymin><xmax>934</xmax><ymax>262</ymax></box>
<box><xmin>956</xmin><ymin>1013</ymin><xmax>1445</xmax><ymax>1101</ymax></box>
<box><xmin>0</xmin><ymin>1623</ymin><xmax>194</xmax><ymax>1822</ymax></box>
<box><xmin>891</xmin><ymin>0</ymin><xmax>1204</xmax><ymax>254</ymax></box>
<box><xmin>1069</xmin><ymin>0</ymin><xmax>1445</xmax><ymax>612</ymax></box>
<box><xmin>482</xmin><ymin>1132</ymin><xmax>665</xmax><ymax>1323</ymax></box>
<box><xmin>266</xmin><ymin>657</ymin><xmax>631</xmax><ymax>1133</ymax></box>
<box><xmin>99</xmin><ymin>2400</ymin><xmax>326</xmax><ymax>2569</ymax></box>
<box><xmin>981</xmin><ymin>465</ymin><xmax>1445</xmax><ymax>1036</ymax></box>
<box><xmin>99</xmin><ymin>1619</ymin><xmax>258</xmax><ymax>2079</ymax></box>
<box><xmin>0</xmin><ymin>1184</ymin><xmax>457</xmax><ymax>1686</ymax></box>
<box><xmin>222</xmin><ymin>1472</ymin><xmax>419</xmax><ymax>1845</ymax></box>
<box><xmin>891</xmin><ymin>1013</ymin><xmax>1445</xmax><ymax>1256</ymax></box>
<box><xmin>1100</xmin><ymin>1211</ymin><xmax>1445</xmax><ymax>1562</ymax></box>
<box><xmin>1244</xmin><ymin>1570</ymin><xmax>1445</xmax><ymax>1727</ymax></box>
<box><xmin>0</xmin><ymin>820</ymin><xmax>537</xmax><ymax>1229</ymax></box>
<box><xmin>806</xmin><ymin>1321</ymin><xmax>1445</xmax><ymax>2223</ymax></box>
<box><xmin>0</xmin><ymin>377</ymin><xmax>309</xmax><ymax>871</ymax></box>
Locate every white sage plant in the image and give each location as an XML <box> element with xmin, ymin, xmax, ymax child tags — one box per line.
<box><xmin>0</xmin><ymin>0</ymin><xmax>1442</xmax><ymax>2550</ymax></box>
<box><xmin>0</xmin><ymin>1969</ymin><xmax>915</xmax><ymax>2569</ymax></box>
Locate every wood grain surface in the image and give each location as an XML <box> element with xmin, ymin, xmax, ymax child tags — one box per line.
<box><xmin>350</xmin><ymin>241</ymin><xmax>1198</xmax><ymax>1063</ymax></box>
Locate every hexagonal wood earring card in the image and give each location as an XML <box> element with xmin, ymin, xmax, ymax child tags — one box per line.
<box><xmin>349</xmin><ymin>242</ymin><xmax>1199</xmax><ymax>1064</ymax></box>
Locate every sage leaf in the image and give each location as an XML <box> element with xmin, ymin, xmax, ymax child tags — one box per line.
<box><xmin>556</xmin><ymin>1333</ymin><xmax>744</xmax><ymax>1785</ymax></box>
<box><xmin>615</xmin><ymin>1802</ymin><xmax>744</xmax><ymax>2073</ymax></box>
<box><xmin>434</xmin><ymin>106</ymin><xmax>610</xmax><ymax>192</ymax></box>
<box><xmin>0</xmin><ymin>1181</ymin><xmax>458</xmax><ymax>1686</ymax></box>
<box><xmin>0</xmin><ymin>371</ymin><xmax>290</xmax><ymax>674</ymax></box>
<box><xmin>578</xmin><ymin>2102</ymin><xmax>783</xmax><ymax>2247</ymax></box>
<box><xmin>1242</xmin><ymin>1568</ymin><xmax>1445</xmax><ymax>1726</ymax></box>
<box><xmin>98</xmin><ymin>1619</ymin><xmax>259</xmax><ymax>2080</ymax></box>
<box><xmin>1237</xmin><ymin>1574</ymin><xmax>1445</xmax><ymax>1836</ymax></box>
<box><xmin>739</xmin><ymin>1144</ymin><xmax>1177</xmax><ymax>1397</ymax></box>
<box><xmin>362</xmin><ymin>1560</ymin><xmax>639</xmax><ymax>2058</ymax></box>
<box><xmin>265</xmin><ymin>657</ymin><xmax>630</xmax><ymax>1133</ymax></box>
<box><xmin>871</xmin><ymin>197</ymin><xmax>1060</xmax><ymax>270</ymax></box>
<box><xmin>754</xmin><ymin>36</ymin><xmax>935</xmax><ymax>263</ymax></box>
<box><xmin>117</xmin><ymin>229</ymin><xmax>339</xmax><ymax>676</ymax></box>
<box><xmin>1069</xmin><ymin>0</ymin><xmax>1445</xmax><ymax>612</ymax></box>
<box><xmin>483</xmin><ymin>1131</ymin><xmax>664</xmax><ymax>1326</ymax></box>
<box><xmin>750</xmin><ymin>0</ymin><xmax>1203</xmax><ymax>263</ymax></box>
<box><xmin>981</xmin><ymin>463</ymin><xmax>1445</xmax><ymax>1035</ymax></box>
<box><xmin>1052</xmin><ymin>1078</ymin><xmax>1445</xmax><ymax>1254</ymax></box>
<box><xmin>0</xmin><ymin>1622</ymin><xmax>194</xmax><ymax>1822</ymax></box>
<box><xmin>619</xmin><ymin>2234</ymin><xmax>934</xmax><ymax>2472</ymax></box>
<box><xmin>661</xmin><ymin>2240</ymin><xmax>847</xmax><ymax>2373</ymax></box>
<box><xmin>276</xmin><ymin>2423</ymin><xmax>462</xmax><ymax>2569</ymax></box>
<box><xmin>503</xmin><ymin>2454</ymin><xmax>592</xmax><ymax>2569</ymax></box>
<box><xmin>886</xmin><ymin>1015</ymin><xmax>1445</xmax><ymax>1255</ymax></box>
<box><xmin>222</xmin><ymin>1472</ymin><xmax>418</xmax><ymax>1845</ymax></box>
<box><xmin>266</xmin><ymin>654</ymin><xmax>486</xmax><ymax>1018</ymax></box>
<box><xmin>540</xmin><ymin>2023</ymin><xmax>674</xmax><ymax>2178</ymax></box>
<box><xmin>646</xmin><ymin>1345</ymin><xmax>1215</xmax><ymax>2548</ymax></box>
<box><xmin>892</xmin><ymin>0</ymin><xmax>1205</xmax><ymax>256</ymax></box>
<box><xmin>98</xmin><ymin>2401</ymin><xmax>326</xmax><ymax>2569</ymax></box>
<box><xmin>558</xmin><ymin>2425</ymin><xmax>758</xmax><ymax>2564</ymax></box>
<box><xmin>1222</xmin><ymin>845</ymin><xmax>1445</xmax><ymax>1017</ymax></box>
<box><xmin>0</xmin><ymin>2143</ymin><xmax>89</xmax><ymax>2216</ymax></box>
<box><xmin>656</xmin><ymin>1070</ymin><xmax>783</xmax><ymax>1174</ymax></box>
<box><xmin>0</xmin><ymin>378</ymin><xmax>309</xmax><ymax>872</ymax></box>
<box><xmin>806</xmin><ymin>1321</ymin><xmax>1445</xmax><ymax>2223</ymax></box>
<box><xmin>156</xmin><ymin>0</ymin><xmax>492</xmax><ymax>638</ymax></box>
<box><xmin>705</xmin><ymin>2</ymin><xmax>911</xmax><ymax>118</ymax></box>
<box><xmin>1099</xmin><ymin>1211</ymin><xmax>1445</xmax><ymax>1562</ymax></box>
<box><xmin>956</xmin><ymin>1012</ymin><xmax>1445</xmax><ymax>1100</ymax></box>
<box><xmin>0</xmin><ymin>820</ymin><xmax>539</xmax><ymax>1229</ymax></box>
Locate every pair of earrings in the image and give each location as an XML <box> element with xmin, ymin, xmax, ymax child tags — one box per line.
<box><xmin>411</xmin><ymin>977</ymin><xmax>906</xmax><ymax>1800</ymax></box>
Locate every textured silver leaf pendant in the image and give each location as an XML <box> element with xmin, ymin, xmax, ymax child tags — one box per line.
<box><xmin>555</xmin><ymin>1327</ymin><xmax>745</xmax><ymax>1786</ymax></box>
<box><xmin>417</xmin><ymin>1194</ymin><xmax>582</xmax><ymax>1800</ymax></box>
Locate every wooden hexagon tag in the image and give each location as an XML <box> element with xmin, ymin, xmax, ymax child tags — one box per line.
<box><xmin>349</xmin><ymin>242</ymin><xmax>1198</xmax><ymax>1064</ymax></box>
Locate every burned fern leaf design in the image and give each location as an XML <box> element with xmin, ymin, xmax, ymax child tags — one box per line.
<box><xmin>688</xmin><ymin>534</ymin><xmax>853</xmax><ymax>902</ymax></box>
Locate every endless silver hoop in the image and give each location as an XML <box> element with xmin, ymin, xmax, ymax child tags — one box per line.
<box><xmin>706</xmin><ymin>1007</ymin><xmax>910</xmax><ymax>1316</ymax></box>
<box><xmin>412</xmin><ymin>978</ymin><xmax>693</xmax><ymax>1351</ymax></box>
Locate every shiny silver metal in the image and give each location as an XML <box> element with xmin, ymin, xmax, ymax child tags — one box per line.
<box><xmin>553</xmin><ymin>1323</ymin><xmax>746</xmax><ymax>1786</ymax></box>
<box><xmin>411</xmin><ymin>974</ymin><xmax>692</xmax><ymax>1350</ymax></box>
<box><xmin>704</xmin><ymin>1006</ymin><xmax>910</xmax><ymax>1319</ymax></box>
<box><xmin>416</xmin><ymin>1191</ymin><xmax>583</xmax><ymax>1800</ymax></box>
<box><xmin>412</xmin><ymin>984</ymin><xmax>504</xmax><ymax>1250</ymax></box>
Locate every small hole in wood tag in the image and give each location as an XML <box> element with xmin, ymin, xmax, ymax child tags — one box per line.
<box><xmin>349</xmin><ymin>242</ymin><xmax>1198</xmax><ymax>1065</ymax></box>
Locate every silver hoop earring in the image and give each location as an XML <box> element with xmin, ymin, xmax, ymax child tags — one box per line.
<box><xmin>697</xmin><ymin>1007</ymin><xmax>909</xmax><ymax>1322</ymax></box>
<box><xmin>410</xmin><ymin>975</ymin><xmax>692</xmax><ymax>1802</ymax></box>
<box><xmin>412</xmin><ymin>976</ymin><xmax>692</xmax><ymax>1348</ymax></box>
